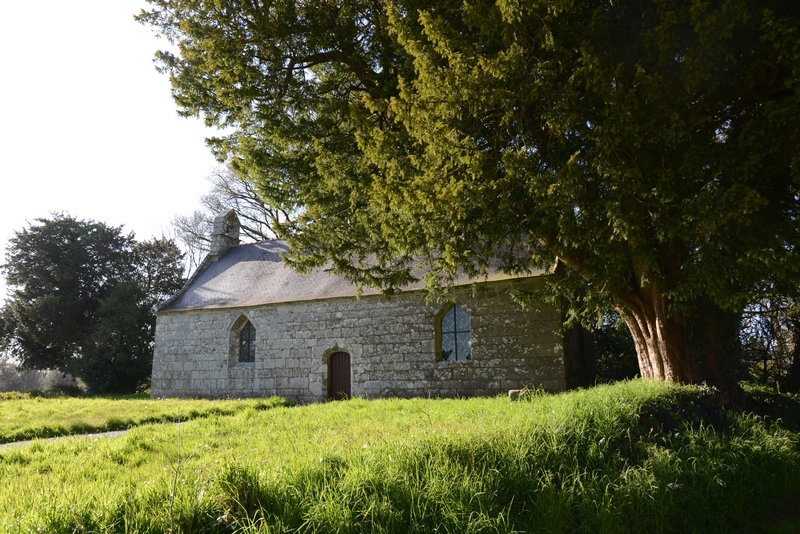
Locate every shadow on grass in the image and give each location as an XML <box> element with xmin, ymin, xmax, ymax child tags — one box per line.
<box><xmin>161</xmin><ymin>388</ymin><xmax>800</xmax><ymax>533</ymax></box>
<box><xmin>17</xmin><ymin>384</ymin><xmax>800</xmax><ymax>533</ymax></box>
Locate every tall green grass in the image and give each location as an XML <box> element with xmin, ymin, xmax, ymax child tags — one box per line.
<box><xmin>0</xmin><ymin>380</ymin><xmax>797</xmax><ymax>533</ymax></box>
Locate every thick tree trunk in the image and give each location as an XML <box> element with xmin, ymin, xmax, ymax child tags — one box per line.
<box><xmin>617</xmin><ymin>281</ymin><xmax>741</xmax><ymax>400</ymax></box>
<box><xmin>618</xmin><ymin>282</ymin><xmax>696</xmax><ymax>381</ymax></box>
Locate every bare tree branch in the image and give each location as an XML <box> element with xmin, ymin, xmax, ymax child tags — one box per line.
<box><xmin>171</xmin><ymin>167</ymin><xmax>294</xmax><ymax>274</ymax></box>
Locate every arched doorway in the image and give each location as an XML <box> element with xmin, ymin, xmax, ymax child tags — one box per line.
<box><xmin>328</xmin><ymin>351</ymin><xmax>351</xmax><ymax>400</ymax></box>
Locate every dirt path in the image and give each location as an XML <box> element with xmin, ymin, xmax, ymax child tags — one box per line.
<box><xmin>0</xmin><ymin>430</ymin><xmax>128</xmax><ymax>450</ymax></box>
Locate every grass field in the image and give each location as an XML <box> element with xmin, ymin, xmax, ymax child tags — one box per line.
<box><xmin>0</xmin><ymin>380</ymin><xmax>798</xmax><ymax>533</ymax></box>
<box><xmin>0</xmin><ymin>393</ymin><xmax>293</xmax><ymax>444</ymax></box>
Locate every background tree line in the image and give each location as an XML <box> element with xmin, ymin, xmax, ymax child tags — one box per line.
<box><xmin>0</xmin><ymin>215</ymin><xmax>185</xmax><ymax>393</ymax></box>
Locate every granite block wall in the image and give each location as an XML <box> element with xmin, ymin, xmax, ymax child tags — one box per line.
<box><xmin>151</xmin><ymin>278</ymin><xmax>566</xmax><ymax>402</ymax></box>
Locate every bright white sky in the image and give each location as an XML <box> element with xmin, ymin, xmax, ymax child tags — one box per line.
<box><xmin>0</xmin><ymin>1</ymin><xmax>221</xmax><ymax>301</ymax></box>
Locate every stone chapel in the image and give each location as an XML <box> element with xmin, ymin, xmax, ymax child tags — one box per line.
<box><xmin>151</xmin><ymin>210</ymin><xmax>593</xmax><ymax>401</ymax></box>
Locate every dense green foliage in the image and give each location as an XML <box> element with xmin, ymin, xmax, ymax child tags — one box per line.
<box><xmin>0</xmin><ymin>215</ymin><xmax>186</xmax><ymax>393</ymax></box>
<box><xmin>0</xmin><ymin>381</ymin><xmax>798</xmax><ymax>532</ymax></box>
<box><xmin>594</xmin><ymin>311</ymin><xmax>640</xmax><ymax>383</ymax></box>
<box><xmin>139</xmin><ymin>0</ymin><xmax>800</xmax><ymax>385</ymax></box>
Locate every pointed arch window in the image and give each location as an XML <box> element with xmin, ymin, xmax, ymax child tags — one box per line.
<box><xmin>239</xmin><ymin>320</ymin><xmax>256</xmax><ymax>363</ymax></box>
<box><xmin>436</xmin><ymin>303</ymin><xmax>471</xmax><ymax>362</ymax></box>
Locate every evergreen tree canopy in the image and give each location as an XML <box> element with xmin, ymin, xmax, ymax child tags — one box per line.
<box><xmin>139</xmin><ymin>0</ymin><xmax>800</xmax><ymax>390</ymax></box>
<box><xmin>0</xmin><ymin>215</ymin><xmax>185</xmax><ymax>393</ymax></box>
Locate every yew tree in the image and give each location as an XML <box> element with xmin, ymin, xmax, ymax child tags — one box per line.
<box><xmin>140</xmin><ymin>0</ymin><xmax>800</xmax><ymax>390</ymax></box>
<box><xmin>0</xmin><ymin>216</ymin><xmax>186</xmax><ymax>393</ymax></box>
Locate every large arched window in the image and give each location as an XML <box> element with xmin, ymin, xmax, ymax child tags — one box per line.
<box><xmin>436</xmin><ymin>303</ymin><xmax>471</xmax><ymax>362</ymax></box>
<box><xmin>239</xmin><ymin>320</ymin><xmax>256</xmax><ymax>363</ymax></box>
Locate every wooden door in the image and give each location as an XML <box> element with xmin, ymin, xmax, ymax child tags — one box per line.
<box><xmin>329</xmin><ymin>352</ymin><xmax>351</xmax><ymax>400</ymax></box>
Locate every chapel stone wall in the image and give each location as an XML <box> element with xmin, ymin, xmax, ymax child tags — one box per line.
<box><xmin>151</xmin><ymin>278</ymin><xmax>566</xmax><ymax>402</ymax></box>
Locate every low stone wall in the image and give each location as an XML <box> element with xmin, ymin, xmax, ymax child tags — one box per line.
<box><xmin>152</xmin><ymin>278</ymin><xmax>567</xmax><ymax>402</ymax></box>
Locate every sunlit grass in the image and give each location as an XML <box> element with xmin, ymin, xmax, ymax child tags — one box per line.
<box><xmin>0</xmin><ymin>394</ymin><xmax>292</xmax><ymax>444</ymax></box>
<box><xmin>0</xmin><ymin>380</ymin><xmax>797</xmax><ymax>532</ymax></box>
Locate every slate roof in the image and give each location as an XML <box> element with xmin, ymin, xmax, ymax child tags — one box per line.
<box><xmin>160</xmin><ymin>240</ymin><xmax>542</xmax><ymax>312</ymax></box>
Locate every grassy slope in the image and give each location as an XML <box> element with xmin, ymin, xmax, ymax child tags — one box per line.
<box><xmin>0</xmin><ymin>395</ymin><xmax>293</xmax><ymax>444</ymax></box>
<box><xmin>0</xmin><ymin>380</ymin><xmax>798</xmax><ymax>533</ymax></box>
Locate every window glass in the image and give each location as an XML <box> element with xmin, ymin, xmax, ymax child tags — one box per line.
<box><xmin>455</xmin><ymin>306</ymin><xmax>470</xmax><ymax>332</ymax></box>
<box><xmin>239</xmin><ymin>320</ymin><xmax>256</xmax><ymax>362</ymax></box>
<box><xmin>456</xmin><ymin>331</ymin><xmax>471</xmax><ymax>361</ymax></box>
<box><xmin>442</xmin><ymin>306</ymin><xmax>455</xmax><ymax>330</ymax></box>
<box><xmin>440</xmin><ymin>304</ymin><xmax>471</xmax><ymax>361</ymax></box>
<box><xmin>442</xmin><ymin>332</ymin><xmax>456</xmax><ymax>361</ymax></box>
